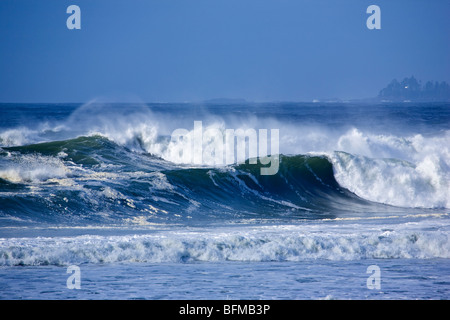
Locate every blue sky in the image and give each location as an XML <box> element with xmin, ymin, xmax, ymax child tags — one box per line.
<box><xmin>0</xmin><ymin>0</ymin><xmax>449</xmax><ymax>102</ymax></box>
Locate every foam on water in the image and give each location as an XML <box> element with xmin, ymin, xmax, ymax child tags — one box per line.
<box><xmin>329</xmin><ymin>129</ymin><xmax>450</xmax><ymax>208</ymax></box>
<box><xmin>95</xmin><ymin>123</ymin><xmax>450</xmax><ymax>209</ymax></box>
<box><xmin>0</xmin><ymin>153</ymin><xmax>69</xmax><ymax>183</ymax></box>
<box><xmin>0</xmin><ymin>102</ymin><xmax>449</xmax><ymax>300</ymax></box>
<box><xmin>1</xmin><ymin>217</ymin><xmax>449</xmax><ymax>266</ymax></box>
<box><xmin>1</xmin><ymin>103</ymin><xmax>449</xmax><ymax>215</ymax></box>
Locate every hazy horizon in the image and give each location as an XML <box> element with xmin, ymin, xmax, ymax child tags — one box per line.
<box><xmin>1</xmin><ymin>0</ymin><xmax>449</xmax><ymax>103</ymax></box>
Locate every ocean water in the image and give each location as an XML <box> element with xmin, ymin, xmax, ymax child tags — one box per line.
<box><xmin>0</xmin><ymin>102</ymin><xmax>449</xmax><ymax>300</ymax></box>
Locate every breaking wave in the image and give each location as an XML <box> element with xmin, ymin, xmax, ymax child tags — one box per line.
<box><xmin>0</xmin><ymin>102</ymin><xmax>449</xmax><ymax>228</ymax></box>
<box><xmin>1</xmin><ymin>221</ymin><xmax>449</xmax><ymax>266</ymax></box>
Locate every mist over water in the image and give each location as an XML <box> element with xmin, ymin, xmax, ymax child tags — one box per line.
<box><xmin>1</xmin><ymin>0</ymin><xmax>449</xmax><ymax>300</ymax></box>
<box><xmin>1</xmin><ymin>102</ymin><xmax>449</xmax><ymax>213</ymax></box>
<box><xmin>0</xmin><ymin>102</ymin><xmax>449</xmax><ymax>269</ymax></box>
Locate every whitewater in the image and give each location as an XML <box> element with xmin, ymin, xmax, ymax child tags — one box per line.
<box><xmin>0</xmin><ymin>102</ymin><xmax>449</xmax><ymax>299</ymax></box>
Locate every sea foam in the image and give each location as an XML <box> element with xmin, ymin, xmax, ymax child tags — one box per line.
<box><xmin>1</xmin><ymin>220</ymin><xmax>449</xmax><ymax>266</ymax></box>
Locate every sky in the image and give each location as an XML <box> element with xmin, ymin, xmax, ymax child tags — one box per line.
<box><xmin>0</xmin><ymin>0</ymin><xmax>449</xmax><ymax>103</ymax></box>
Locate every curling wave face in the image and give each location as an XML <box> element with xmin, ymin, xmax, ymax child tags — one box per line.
<box><xmin>0</xmin><ymin>102</ymin><xmax>449</xmax><ymax>228</ymax></box>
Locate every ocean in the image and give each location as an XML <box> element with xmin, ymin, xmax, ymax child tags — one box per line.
<box><xmin>0</xmin><ymin>102</ymin><xmax>449</xmax><ymax>300</ymax></box>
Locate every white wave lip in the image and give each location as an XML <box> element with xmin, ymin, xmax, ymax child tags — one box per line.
<box><xmin>1</xmin><ymin>101</ymin><xmax>449</xmax><ymax>210</ymax></box>
<box><xmin>0</xmin><ymin>154</ymin><xmax>69</xmax><ymax>183</ymax></box>
<box><xmin>330</xmin><ymin>129</ymin><xmax>450</xmax><ymax>209</ymax></box>
<box><xmin>1</xmin><ymin>223</ymin><xmax>449</xmax><ymax>266</ymax></box>
<box><xmin>0</xmin><ymin>128</ymin><xmax>32</xmax><ymax>147</ymax></box>
<box><xmin>82</xmin><ymin>117</ymin><xmax>450</xmax><ymax>209</ymax></box>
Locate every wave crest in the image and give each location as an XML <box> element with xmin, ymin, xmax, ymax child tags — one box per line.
<box><xmin>1</xmin><ymin>223</ymin><xmax>449</xmax><ymax>265</ymax></box>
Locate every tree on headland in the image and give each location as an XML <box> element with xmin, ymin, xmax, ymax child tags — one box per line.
<box><xmin>378</xmin><ymin>76</ymin><xmax>450</xmax><ymax>101</ymax></box>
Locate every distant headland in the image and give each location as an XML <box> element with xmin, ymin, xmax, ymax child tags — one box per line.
<box><xmin>377</xmin><ymin>76</ymin><xmax>450</xmax><ymax>102</ymax></box>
